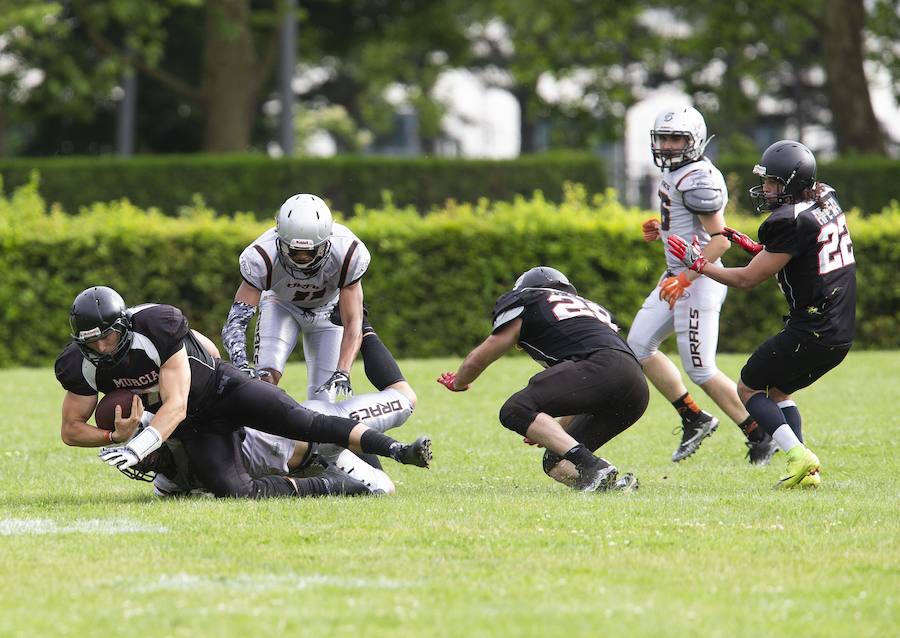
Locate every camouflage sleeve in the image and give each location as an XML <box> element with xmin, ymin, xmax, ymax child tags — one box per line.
<box><xmin>221</xmin><ymin>301</ymin><xmax>257</xmax><ymax>369</ymax></box>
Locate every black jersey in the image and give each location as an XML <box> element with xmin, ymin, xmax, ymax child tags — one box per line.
<box><xmin>491</xmin><ymin>287</ymin><xmax>636</xmax><ymax>367</ymax></box>
<box><xmin>54</xmin><ymin>304</ymin><xmax>218</xmax><ymax>415</ymax></box>
<box><xmin>757</xmin><ymin>185</ymin><xmax>856</xmax><ymax>345</ymax></box>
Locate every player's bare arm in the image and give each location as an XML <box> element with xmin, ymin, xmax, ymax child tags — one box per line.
<box><xmin>669</xmin><ymin>235</ymin><xmax>791</xmax><ymax>289</ymax></box>
<box><xmin>192</xmin><ymin>329</ymin><xmax>220</xmax><ymax>359</ymax></box>
<box><xmin>336</xmin><ymin>280</ymin><xmax>364</xmax><ymax>373</ymax></box>
<box><xmin>61</xmin><ymin>391</ymin><xmax>142</xmax><ymax>447</ymax></box>
<box><xmin>447</xmin><ymin>319</ymin><xmax>521</xmax><ymax>390</ymax></box>
<box><xmin>683</xmin><ymin>212</ymin><xmax>730</xmax><ymax>284</ymax></box>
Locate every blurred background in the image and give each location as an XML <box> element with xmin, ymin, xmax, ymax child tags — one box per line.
<box><xmin>1</xmin><ymin>0</ymin><xmax>897</xmax><ymax>208</ymax></box>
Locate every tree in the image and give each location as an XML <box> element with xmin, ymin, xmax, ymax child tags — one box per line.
<box><xmin>665</xmin><ymin>0</ymin><xmax>890</xmax><ymax>155</ymax></box>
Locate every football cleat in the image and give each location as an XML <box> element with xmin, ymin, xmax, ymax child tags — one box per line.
<box><xmin>393</xmin><ymin>436</ymin><xmax>432</xmax><ymax>468</ymax></box>
<box><xmin>320</xmin><ymin>465</ymin><xmax>381</xmax><ymax>496</ymax></box>
<box><xmin>745</xmin><ymin>435</ymin><xmax>778</xmax><ymax>466</ymax></box>
<box><xmin>573</xmin><ymin>457</ymin><xmax>618</xmax><ymax>492</ymax></box>
<box><xmin>798</xmin><ymin>468</ymin><xmax>821</xmax><ymax>489</ymax></box>
<box><xmin>610</xmin><ymin>472</ymin><xmax>639</xmax><ymax>492</ymax></box>
<box><xmin>773</xmin><ymin>445</ymin><xmax>820</xmax><ymax>490</ymax></box>
<box><xmin>672</xmin><ymin>412</ymin><xmax>719</xmax><ymax>462</ymax></box>
<box><xmin>334</xmin><ymin>449</ymin><xmax>396</xmax><ymax>494</ymax></box>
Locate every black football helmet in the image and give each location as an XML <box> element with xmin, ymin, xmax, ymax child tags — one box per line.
<box><xmin>749</xmin><ymin>140</ymin><xmax>817</xmax><ymax>211</ymax></box>
<box><xmin>69</xmin><ymin>286</ymin><xmax>133</xmax><ymax>367</ymax></box>
<box><xmin>513</xmin><ymin>266</ymin><xmax>577</xmax><ymax>295</ymax></box>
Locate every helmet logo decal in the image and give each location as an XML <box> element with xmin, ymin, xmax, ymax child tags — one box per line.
<box><xmin>753</xmin><ymin>164</ymin><xmax>766</xmax><ymax>177</ymax></box>
<box><xmin>664</xmin><ymin>112</ymin><xmax>674</xmax><ymax>121</ymax></box>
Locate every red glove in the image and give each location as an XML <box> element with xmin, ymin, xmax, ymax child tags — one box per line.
<box><xmin>659</xmin><ymin>272</ymin><xmax>692</xmax><ymax>310</ymax></box>
<box><xmin>723</xmin><ymin>226</ymin><xmax>763</xmax><ymax>255</ymax></box>
<box><xmin>667</xmin><ymin>235</ymin><xmax>708</xmax><ymax>273</ymax></box>
<box><xmin>642</xmin><ymin>217</ymin><xmax>661</xmax><ymax>242</ymax></box>
<box><xmin>437</xmin><ymin>371</ymin><xmax>469</xmax><ymax>392</ymax></box>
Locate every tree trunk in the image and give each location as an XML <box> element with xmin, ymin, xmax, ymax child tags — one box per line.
<box><xmin>514</xmin><ymin>87</ymin><xmax>535</xmax><ymax>154</ymax></box>
<box><xmin>202</xmin><ymin>0</ymin><xmax>259</xmax><ymax>152</ymax></box>
<box><xmin>822</xmin><ymin>0</ymin><xmax>886</xmax><ymax>155</ymax></box>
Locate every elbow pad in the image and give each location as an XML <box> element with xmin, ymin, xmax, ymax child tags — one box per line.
<box><xmin>221</xmin><ymin>301</ymin><xmax>257</xmax><ymax>368</ymax></box>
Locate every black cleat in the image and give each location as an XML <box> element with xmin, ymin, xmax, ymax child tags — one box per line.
<box><xmin>745</xmin><ymin>435</ymin><xmax>778</xmax><ymax>466</ymax></box>
<box><xmin>320</xmin><ymin>465</ymin><xmax>380</xmax><ymax>496</ymax></box>
<box><xmin>394</xmin><ymin>436</ymin><xmax>432</xmax><ymax>468</ymax></box>
<box><xmin>573</xmin><ymin>457</ymin><xmax>618</xmax><ymax>492</ymax></box>
<box><xmin>672</xmin><ymin>412</ymin><xmax>719</xmax><ymax>462</ymax></box>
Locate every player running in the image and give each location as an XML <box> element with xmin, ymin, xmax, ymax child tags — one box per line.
<box><xmin>627</xmin><ymin>105</ymin><xmax>776</xmax><ymax>464</ymax></box>
<box><xmin>667</xmin><ymin>140</ymin><xmax>856</xmax><ymax>488</ymax></box>
<box><xmin>438</xmin><ymin>267</ymin><xmax>648</xmax><ymax>492</ymax></box>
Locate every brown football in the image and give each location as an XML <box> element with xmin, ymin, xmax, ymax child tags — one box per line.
<box><xmin>95</xmin><ymin>389</ymin><xmax>136</xmax><ymax>431</ymax></box>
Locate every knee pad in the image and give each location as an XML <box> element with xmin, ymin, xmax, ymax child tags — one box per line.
<box><xmin>498</xmin><ymin>393</ymin><xmax>537</xmax><ymax>437</ymax></box>
<box><xmin>626</xmin><ymin>335</ymin><xmax>655</xmax><ymax>362</ymax></box>
<box><xmin>686</xmin><ymin>363</ymin><xmax>718</xmax><ymax>386</ymax></box>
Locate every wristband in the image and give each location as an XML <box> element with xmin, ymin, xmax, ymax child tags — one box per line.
<box><xmin>107</xmin><ymin>429</ymin><xmax>115</xmax><ymax>444</ymax></box>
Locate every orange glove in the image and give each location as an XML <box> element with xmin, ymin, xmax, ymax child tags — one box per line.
<box><xmin>659</xmin><ymin>272</ymin><xmax>692</xmax><ymax>310</ymax></box>
<box><xmin>642</xmin><ymin>217</ymin><xmax>661</xmax><ymax>242</ymax></box>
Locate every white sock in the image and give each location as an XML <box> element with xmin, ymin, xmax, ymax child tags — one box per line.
<box><xmin>772</xmin><ymin>424</ymin><xmax>802</xmax><ymax>452</ymax></box>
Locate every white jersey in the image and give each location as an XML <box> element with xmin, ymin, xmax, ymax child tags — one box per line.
<box><xmin>239</xmin><ymin>223</ymin><xmax>370</xmax><ymax>309</ymax></box>
<box><xmin>658</xmin><ymin>157</ymin><xmax>728</xmax><ymax>273</ymax></box>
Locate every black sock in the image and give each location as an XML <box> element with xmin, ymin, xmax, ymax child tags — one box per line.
<box><xmin>779</xmin><ymin>403</ymin><xmax>803</xmax><ymax>443</ymax></box>
<box><xmin>361</xmin><ymin>331</ymin><xmax>404</xmax><ymax>390</ymax></box>
<box><xmin>563</xmin><ymin>444</ymin><xmax>598</xmax><ymax>468</ymax></box>
<box><xmin>672</xmin><ymin>392</ymin><xmax>702</xmax><ymax>420</ymax></box>
<box><xmin>359</xmin><ymin>428</ymin><xmax>397</xmax><ymax>457</ymax></box>
<box><xmin>291</xmin><ymin>476</ymin><xmax>331</xmax><ymax>497</ymax></box>
<box><xmin>738</xmin><ymin>416</ymin><xmax>767</xmax><ymax>443</ymax></box>
<box><xmin>355</xmin><ymin>452</ymin><xmax>383</xmax><ymax>470</ymax></box>
<box><xmin>745</xmin><ymin>394</ymin><xmax>787</xmax><ymax>438</ymax></box>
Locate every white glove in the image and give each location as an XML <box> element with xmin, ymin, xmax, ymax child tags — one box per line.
<box><xmin>315</xmin><ymin>370</ymin><xmax>353</xmax><ymax>402</ymax></box>
<box><xmin>99</xmin><ymin>425</ymin><xmax>163</xmax><ymax>471</ymax></box>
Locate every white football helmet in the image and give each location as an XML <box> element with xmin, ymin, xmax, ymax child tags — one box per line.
<box><xmin>650</xmin><ymin>106</ymin><xmax>710</xmax><ymax>169</ymax></box>
<box><xmin>275</xmin><ymin>193</ymin><xmax>333</xmax><ymax>277</ymax></box>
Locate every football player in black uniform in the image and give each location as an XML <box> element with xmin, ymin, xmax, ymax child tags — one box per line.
<box><xmin>55</xmin><ymin>286</ymin><xmax>432</xmax><ymax>498</ymax></box>
<box><xmin>437</xmin><ymin>267</ymin><xmax>649</xmax><ymax>492</ymax></box>
<box><xmin>667</xmin><ymin>140</ymin><xmax>856</xmax><ymax>489</ymax></box>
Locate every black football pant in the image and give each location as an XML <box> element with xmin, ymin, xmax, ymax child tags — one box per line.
<box><xmin>181</xmin><ymin>430</ymin><xmax>297</xmax><ymax>498</ymax></box>
<box><xmin>498</xmin><ymin>349</ymin><xmax>649</xmax><ymax>451</ymax></box>
<box><xmin>176</xmin><ymin>362</ymin><xmax>364</xmax><ymax>498</ymax></box>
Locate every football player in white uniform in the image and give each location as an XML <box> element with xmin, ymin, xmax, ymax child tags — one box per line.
<box><xmin>222</xmin><ymin>193</ymin><xmax>408</xmax><ymax>409</ymax></box>
<box><xmin>627</xmin><ymin>106</ymin><xmax>777</xmax><ymax>465</ymax></box>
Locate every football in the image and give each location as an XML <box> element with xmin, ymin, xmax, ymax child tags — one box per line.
<box><xmin>94</xmin><ymin>389</ymin><xmax>137</xmax><ymax>431</ymax></box>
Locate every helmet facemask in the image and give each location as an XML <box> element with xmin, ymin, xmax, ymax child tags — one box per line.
<box><xmin>749</xmin><ymin>165</ymin><xmax>796</xmax><ymax>212</ymax></box>
<box><xmin>72</xmin><ymin>317</ymin><xmax>132</xmax><ymax>368</ymax></box>
<box><xmin>651</xmin><ymin>131</ymin><xmax>698</xmax><ymax>169</ymax></box>
<box><xmin>276</xmin><ymin>237</ymin><xmax>331</xmax><ymax>278</ymax></box>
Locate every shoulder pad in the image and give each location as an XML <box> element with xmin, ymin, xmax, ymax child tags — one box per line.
<box><xmin>491</xmin><ymin>289</ymin><xmax>544</xmax><ymax>322</ymax></box>
<box><xmin>682</xmin><ymin>186</ymin><xmax>724</xmax><ymax>215</ymax></box>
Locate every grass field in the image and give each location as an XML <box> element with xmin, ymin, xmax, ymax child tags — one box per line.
<box><xmin>0</xmin><ymin>351</ymin><xmax>897</xmax><ymax>637</ymax></box>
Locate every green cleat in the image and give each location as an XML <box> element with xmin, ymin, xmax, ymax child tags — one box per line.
<box><xmin>774</xmin><ymin>445</ymin><xmax>820</xmax><ymax>489</ymax></box>
<box><xmin>798</xmin><ymin>468</ymin><xmax>821</xmax><ymax>489</ymax></box>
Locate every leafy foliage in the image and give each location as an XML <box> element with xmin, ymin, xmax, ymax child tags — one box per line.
<box><xmin>1</xmin><ymin>178</ymin><xmax>896</xmax><ymax>367</ymax></box>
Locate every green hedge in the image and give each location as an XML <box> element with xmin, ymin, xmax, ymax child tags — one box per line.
<box><xmin>0</xmin><ymin>153</ymin><xmax>606</xmax><ymax>217</ymax></box>
<box><xmin>1</xmin><ymin>180</ymin><xmax>896</xmax><ymax>368</ymax></box>
<box><xmin>718</xmin><ymin>155</ymin><xmax>900</xmax><ymax>215</ymax></box>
